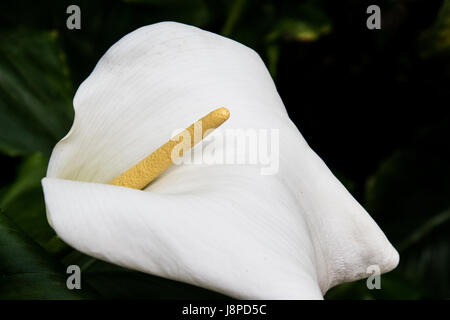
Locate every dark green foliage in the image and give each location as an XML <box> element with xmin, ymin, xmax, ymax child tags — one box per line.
<box><xmin>0</xmin><ymin>212</ymin><xmax>96</xmax><ymax>299</ymax></box>
<box><xmin>0</xmin><ymin>30</ymin><xmax>74</xmax><ymax>156</ymax></box>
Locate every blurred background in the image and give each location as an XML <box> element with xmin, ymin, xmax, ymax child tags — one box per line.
<box><xmin>0</xmin><ymin>0</ymin><xmax>449</xmax><ymax>299</ymax></box>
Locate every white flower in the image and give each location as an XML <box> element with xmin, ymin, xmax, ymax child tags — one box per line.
<box><xmin>42</xmin><ymin>22</ymin><xmax>399</xmax><ymax>299</ymax></box>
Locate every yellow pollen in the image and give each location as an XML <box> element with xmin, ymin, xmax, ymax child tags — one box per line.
<box><xmin>108</xmin><ymin>107</ymin><xmax>230</xmax><ymax>189</ymax></box>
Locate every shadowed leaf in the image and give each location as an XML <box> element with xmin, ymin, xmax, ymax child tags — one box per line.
<box><xmin>0</xmin><ymin>153</ymin><xmax>68</xmax><ymax>255</ymax></box>
<box><xmin>0</xmin><ymin>30</ymin><xmax>74</xmax><ymax>156</ymax></box>
<box><xmin>0</xmin><ymin>212</ymin><xmax>96</xmax><ymax>299</ymax></box>
<box><xmin>420</xmin><ymin>0</ymin><xmax>450</xmax><ymax>57</ymax></box>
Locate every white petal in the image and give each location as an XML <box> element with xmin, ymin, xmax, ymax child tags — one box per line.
<box><xmin>47</xmin><ymin>21</ymin><xmax>289</xmax><ymax>183</ymax></box>
<box><xmin>44</xmin><ymin>22</ymin><xmax>399</xmax><ymax>298</ymax></box>
<box><xmin>42</xmin><ymin>174</ymin><xmax>323</xmax><ymax>299</ymax></box>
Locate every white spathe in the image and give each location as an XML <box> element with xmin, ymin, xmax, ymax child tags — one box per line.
<box><xmin>42</xmin><ymin>21</ymin><xmax>399</xmax><ymax>299</ymax></box>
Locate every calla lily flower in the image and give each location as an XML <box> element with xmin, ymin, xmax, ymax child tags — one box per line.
<box><xmin>42</xmin><ymin>21</ymin><xmax>399</xmax><ymax>299</ymax></box>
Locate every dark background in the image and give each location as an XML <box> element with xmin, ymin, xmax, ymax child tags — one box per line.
<box><xmin>0</xmin><ymin>0</ymin><xmax>449</xmax><ymax>299</ymax></box>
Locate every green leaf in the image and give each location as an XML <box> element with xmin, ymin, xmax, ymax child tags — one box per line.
<box><xmin>266</xmin><ymin>44</ymin><xmax>280</xmax><ymax>78</ymax></box>
<box><xmin>221</xmin><ymin>0</ymin><xmax>247</xmax><ymax>37</ymax></box>
<box><xmin>0</xmin><ymin>212</ymin><xmax>95</xmax><ymax>299</ymax></box>
<box><xmin>267</xmin><ymin>1</ymin><xmax>332</xmax><ymax>43</ymax></box>
<box><xmin>420</xmin><ymin>0</ymin><xmax>450</xmax><ymax>57</ymax></box>
<box><xmin>325</xmin><ymin>272</ymin><xmax>422</xmax><ymax>300</ymax></box>
<box><xmin>0</xmin><ymin>30</ymin><xmax>74</xmax><ymax>156</ymax></box>
<box><xmin>398</xmin><ymin>208</ymin><xmax>450</xmax><ymax>251</ymax></box>
<box><xmin>365</xmin><ymin>146</ymin><xmax>450</xmax><ymax>244</ymax></box>
<box><xmin>0</xmin><ymin>153</ymin><xmax>67</xmax><ymax>254</ymax></box>
<box><xmin>268</xmin><ymin>17</ymin><xmax>331</xmax><ymax>42</ymax></box>
<box><xmin>82</xmin><ymin>261</ymin><xmax>232</xmax><ymax>300</ymax></box>
<box><xmin>364</xmin><ymin>118</ymin><xmax>450</xmax><ymax>298</ymax></box>
<box><xmin>60</xmin><ymin>250</ymin><xmax>232</xmax><ymax>299</ymax></box>
<box><xmin>325</xmin><ymin>280</ymin><xmax>374</xmax><ymax>300</ymax></box>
